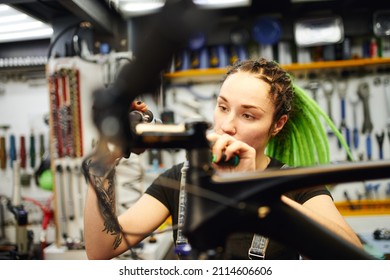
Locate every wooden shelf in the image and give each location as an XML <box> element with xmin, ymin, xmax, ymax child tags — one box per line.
<box><xmin>335</xmin><ymin>199</ymin><xmax>390</xmax><ymax>216</ymax></box>
<box><xmin>163</xmin><ymin>58</ymin><xmax>390</xmax><ymax>83</ymax></box>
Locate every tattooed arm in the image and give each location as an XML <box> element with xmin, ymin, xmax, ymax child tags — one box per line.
<box><xmin>83</xmin><ymin>153</ymin><xmax>170</xmax><ymax>260</ymax></box>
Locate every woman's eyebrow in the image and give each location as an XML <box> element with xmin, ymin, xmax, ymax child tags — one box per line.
<box><xmin>219</xmin><ymin>95</ymin><xmax>266</xmax><ymax>113</ymax></box>
<box><xmin>218</xmin><ymin>96</ymin><xmax>228</xmax><ymax>102</ymax></box>
<box><xmin>242</xmin><ymin>104</ymin><xmax>266</xmax><ymax>113</ymax></box>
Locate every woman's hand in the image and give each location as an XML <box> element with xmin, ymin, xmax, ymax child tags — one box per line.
<box><xmin>207</xmin><ymin>132</ymin><xmax>256</xmax><ymax>172</ymax></box>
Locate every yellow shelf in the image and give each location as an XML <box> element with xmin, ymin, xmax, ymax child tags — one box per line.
<box><xmin>283</xmin><ymin>57</ymin><xmax>390</xmax><ymax>71</ymax></box>
<box><xmin>163</xmin><ymin>58</ymin><xmax>390</xmax><ymax>83</ymax></box>
<box><xmin>335</xmin><ymin>199</ymin><xmax>390</xmax><ymax>216</ymax></box>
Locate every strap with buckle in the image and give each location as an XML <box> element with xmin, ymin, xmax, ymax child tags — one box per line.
<box><xmin>248</xmin><ymin>234</ymin><xmax>269</xmax><ymax>260</ymax></box>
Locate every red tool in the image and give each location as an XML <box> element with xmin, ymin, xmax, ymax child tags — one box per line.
<box><xmin>20</xmin><ymin>136</ymin><xmax>26</xmax><ymax>169</ymax></box>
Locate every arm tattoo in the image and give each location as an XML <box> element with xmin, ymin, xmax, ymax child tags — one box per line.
<box><xmin>92</xmin><ymin>169</ymin><xmax>123</xmax><ymax>249</ymax></box>
<box><xmin>83</xmin><ymin>156</ymin><xmax>123</xmax><ymax>249</ymax></box>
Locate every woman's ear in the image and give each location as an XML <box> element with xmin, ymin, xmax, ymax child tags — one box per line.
<box><xmin>271</xmin><ymin>115</ymin><xmax>288</xmax><ymax>136</ymax></box>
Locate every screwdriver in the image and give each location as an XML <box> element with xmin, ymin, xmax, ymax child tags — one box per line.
<box><xmin>0</xmin><ymin>137</ymin><xmax>6</xmax><ymax>170</ymax></box>
<box><xmin>30</xmin><ymin>133</ymin><xmax>36</xmax><ymax>169</ymax></box>
<box><xmin>9</xmin><ymin>135</ymin><xmax>16</xmax><ymax>168</ymax></box>
<box><xmin>20</xmin><ymin>136</ymin><xmax>26</xmax><ymax>169</ymax></box>
<box><xmin>39</xmin><ymin>134</ymin><xmax>45</xmax><ymax>159</ymax></box>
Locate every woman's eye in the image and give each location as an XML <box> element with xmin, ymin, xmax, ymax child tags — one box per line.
<box><xmin>219</xmin><ymin>105</ymin><xmax>228</xmax><ymax>112</ymax></box>
<box><xmin>243</xmin><ymin>113</ymin><xmax>255</xmax><ymax>120</ymax></box>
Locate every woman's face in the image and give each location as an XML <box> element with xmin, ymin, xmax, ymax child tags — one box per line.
<box><xmin>213</xmin><ymin>71</ymin><xmax>276</xmax><ymax>156</ymax></box>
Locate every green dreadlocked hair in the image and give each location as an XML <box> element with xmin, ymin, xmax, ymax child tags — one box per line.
<box><xmin>225</xmin><ymin>58</ymin><xmax>352</xmax><ymax>167</ymax></box>
<box><xmin>267</xmin><ymin>82</ymin><xmax>353</xmax><ymax>167</ymax></box>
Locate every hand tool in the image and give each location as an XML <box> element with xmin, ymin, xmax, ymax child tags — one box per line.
<box><xmin>322</xmin><ymin>78</ymin><xmax>335</xmax><ymax>122</ymax></box>
<box><xmin>39</xmin><ymin>133</ymin><xmax>45</xmax><ymax>159</ymax></box>
<box><xmin>337</xmin><ymin>78</ymin><xmax>351</xmax><ymax>152</ymax></box>
<box><xmin>386</xmin><ymin>183</ymin><xmax>390</xmax><ymax>198</ymax></box>
<box><xmin>366</xmin><ymin>134</ymin><xmax>372</xmax><ymax>160</ymax></box>
<box><xmin>343</xmin><ymin>190</ymin><xmax>357</xmax><ymax>210</ymax></box>
<box><xmin>0</xmin><ymin>198</ymin><xmax>5</xmax><ymax>240</ymax></box>
<box><xmin>0</xmin><ymin>125</ymin><xmax>9</xmax><ymax>170</ymax></box>
<box><xmin>383</xmin><ymin>77</ymin><xmax>390</xmax><ymax>131</ymax></box>
<box><xmin>19</xmin><ymin>136</ymin><xmax>26</xmax><ymax>169</ymax></box>
<box><xmin>19</xmin><ymin>136</ymin><xmax>30</xmax><ymax>187</ymax></box>
<box><xmin>357</xmin><ymin>81</ymin><xmax>374</xmax><ymax>134</ymax></box>
<box><xmin>212</xmin><ymin>153</ymin><xmax>240</xmax><ymax>166</ymax></box>
<box><xmin>357</xmin><ymin>81</ymin><xmax>373</xmax><ymax>160</ymax></box>
<box><xmin>29</xmin><ymin>133</ymin><xmax>36</xmax><ymax>169</ymax></box>
<box><xmin>364</xmin><ymin>183</ymin><xmax>380</xmax><ymax>200</ymax></box>
<box><xmin>349</xmin><ymin>95</ymin><xmax>360</xmax><ymax>150</ymax></box>
<box><xmin>55</xmin><ymin>164</ymin><xmax>68</xmax><ymax>241</ymax></box>
<box><xmin>0</xmin><ymin>136</ymin><xmax>6</xmax><ymax>170</ymax></box>
<box><xmin>383</xmin><ymin>77</ymin><xmax>390</xmax><ymax>158</ymax></box>
<box><xmin>9</xmin><ymin>135</ymin><xmax>16</xmax><ymax>168</ymax></box>
<box><xmin>376</xmin><ymin>131</ymin><xmax>385</xmax><ymax>160</ymax></box>
<box><xmin>304</xmin><ymin>75</ymin><xmax>320</xmax><ymax>102</ymax></box>
<box><xmin>65</xmin><ymin>165</ymin><xmax>75</xmax><ymax>221</ymax></box>
<box><xmin>74</xmin><ymin>165</ymin><xmax>84</xmax><ymax>241</ymax></box>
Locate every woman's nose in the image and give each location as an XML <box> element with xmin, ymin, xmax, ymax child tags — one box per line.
<box><xmin>221</xmin><ymin>116</ymin><xmax>236</xmax><ymax>135</ymax></box>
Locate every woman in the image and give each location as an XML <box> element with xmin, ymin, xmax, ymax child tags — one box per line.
<box><xmin>83</xmin><ymin>58</ymin><xmax>362</xmax><ymax>260</ymax></box>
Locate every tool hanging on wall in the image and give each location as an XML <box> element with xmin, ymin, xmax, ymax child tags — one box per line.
<box><xmin>322</xmin><ymin>78</ymin><xmax>335</xmax><ymax>123</ymax></box>
<box><xmin>39</xmin><ymin>133</ymin><xmax>45</xmax><ymax>159</ymax></box>
<box><xmin>29</xmin><ymin>133</ymin><xmax>36</xmax><ymax>169</ymax></box>
<box><xmin>304</xmin><ymin>73</ymin><xmax>320</xmax><ymax>102</ymax></box>
<box><xmin>383</xmin><ymin>77</ymin><xmax>390</xmax><ymax>155</ymax></box>
<box><xmin>9</xmin><ymin>135</ymin><xmax>16</xmax><ymax>168</ymax></box>
<box><xmin>357</xmin><ymin>81</ymin><xmax>373</xmax><ymax>160</ymax></box>
<box><xmin>0</xmin><ymin>136</ymin><xmax>6</xmax><ymax>170</ymax></box>
<box><xmin>0</xmin><ymin>125</ymin><xmax>9</xmax><ymax>170</ymax></box>
<box><xmin>337</xmin><ymin>78</ymin><xmax>351</xmax><ymax>157</ymax></box>
<box><xmin>376</xmin><ymin>131</ymin><xmax>385</xmax><ymax>160</ymax></box>
<box><xmin>55</xmin><ymin>164</ymin><xmax>68</xmax><ymax>243</ymax></box>
<box><xmin>349</xmin><ymin>93</ymin><xmax>360</xmax><ymax>150</ymax></box>
<box><xmin>65</xmin><ymin>165</ymin><xmax>75</xmax><ymax>221</ymax></box>
<box><xmin>19</xmin><ymin>136</ymin><xmax>30</xmax><ymax>187</ymax></box>
<box><xmin>74</xmin><ymin>165</ymin><xmax>85</xmax><ymax>241</ymax></box>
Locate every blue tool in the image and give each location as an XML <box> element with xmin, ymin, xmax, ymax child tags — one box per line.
<box><xmin>9</xmin><ymin>134</ymin><xmax>16</xmax><ymax>168</ymax></box>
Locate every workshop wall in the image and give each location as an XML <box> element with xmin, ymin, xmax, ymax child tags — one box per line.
<box><xmin>0</xmin><ymin>77</ymin><xmax>55</xmax><ymax>246</ymax></box>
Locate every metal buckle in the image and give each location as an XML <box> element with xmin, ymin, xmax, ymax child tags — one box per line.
<box><xmin>248</xmin><ymin>251</ymin><xmax>265</xmax><ymax>260</ymax></box>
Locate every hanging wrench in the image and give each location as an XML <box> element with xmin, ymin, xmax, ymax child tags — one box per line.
<box><xmin>304</xmin><ymin>78</ymin><xmax>320</xmax><ymax>102</ymax></box>
<box><xmin>357</xmin><ymin>81</ymin><xmax>373</xmax><ymax>160</ymax></box>
<box><xmin>383</xmin><ymin>77</ymin><xmax>390</xmax><ymax>131</ymax></box>
<box><xmin>376</xmin><ymin>131</ymin><xmax>385</xmax><ymax>160</ymax></box>
<box><xmin>383</xmin><ymin>77</ymin><xmax>390</xmax><ymax>157</ymax></box>
<box><xmin>349</xmin><ymin>95</ymin><xmax>360</xmax><ymax>150</ymax></box>
<box><xmin>337</xmin><ymin>78</ymin><xmax>351</xmax><ymax>150</ymax></box>
<box><xmin>357</xmin><ymin>81</ymin><xmax>374</xmax><ymax>134</ymax></box>
<box><xmin>322</xmin><ymin>78</ymin><xmax>335</xmax><ymax>122</ymax></box>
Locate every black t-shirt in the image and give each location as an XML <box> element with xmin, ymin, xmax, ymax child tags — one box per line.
<box><xmin>145</xmin><ymin>158</ymin><xmax>332</xmax><ymax>259</ymax></box>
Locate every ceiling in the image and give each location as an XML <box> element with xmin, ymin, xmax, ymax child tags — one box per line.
<box><xmin>2</xmin><ymin>0</ymin><xmax>390</xmax><ymax>55</ymax></box>
<box><xmin>5</xmin><ymin>0</ymin><xmax>390</xmax><ymax>29</ymax></box>
<box><xmin>4</xmin><ymin>0</ymin><xmax>124</xmax><ymax>36</ymax></box>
